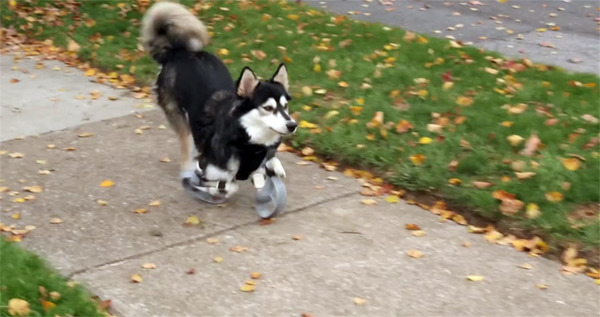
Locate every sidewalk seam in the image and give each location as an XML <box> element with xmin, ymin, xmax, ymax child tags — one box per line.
<box><xmin>67</xmin><ymin>191</ymin><xmax>357</xmax><ymax>279</ymax></box>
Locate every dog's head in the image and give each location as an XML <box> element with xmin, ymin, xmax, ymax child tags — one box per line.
<box><xmin>236</xmin><ymin>64</ymin><xmax>297</xmax><ymax>145</ymax></box>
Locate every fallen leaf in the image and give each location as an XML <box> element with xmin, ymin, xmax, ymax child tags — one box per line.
<box><xmin>518</xmin><ymin>263</ymin><xmax>533</xmax><ymax>270</ymax></box>
<box><xmin>184</xmin><ymin>215</ymin><xmax>200</xmax><ymax>225</ymax></box>
<box><xmin>406</xmin><ymin>249</ymin><xmax>424</xmax><ymax>258</ymax></box>
<box><xmin>40</xmin><ymin>300</ymin><xmax>56</xmax><ymax>312</ymax></box>
<box><xmin>385</xmin><ymin>195</ymin><xmax>400</xmax><ymax>203</ymax></box>
<box><xmin>292</xmin><ymin>234</ymin><xmax>303</xmax><ymax>240</ymax></box>
<box><xmin>148</xmin><ymin>200</ymin><xmax>161</xmax><ymax>207</ymax></box>
<box><xmin>561</xmin><ymin>158</ymin><xmax>581</xmax><ymax>171</ymax></box>
<box><xmin>525</xmin><ymin>203</ymin><xmax>541</xmax><ymax>219</ymax></box>
<box><xmin>519</xmin><ymin>133</ymin><xmax>541</xmax><ymax>156</ymax></box>
<box><xmin>159</xmin><ymin>157</ymin><xmax>171</xmax><ymax>163</ymax></box>
<box><xmin>361</xmin><ymin>199</ymin><xmax>378</xmax><ymax>205</ymax></box>
<box><xmin>515</xmin><ymin>172</ymin><xmax>536</xmax><ymax>180</ymax></box>
<box><xmin>506</xmin><ymin>135</ymin><xmax>524</xmax><ymax>147</ymax></box>
<box><xmin>499</xmin><ymin>199</ymin><xmax>524</xmax><ymax>215</ymax></box>
<box><xmin>456</xmin><ymin>96</ymin><xmax>474</xmax><ymax>107</ymax></box>
<box><xmin>405</xmin><ymin>223</ymin><xmax>421</xmax><ymax>230</ymax></box>
<box><xmin>230</xmin><ymin>245</ymin><xmax>249</xmax><ymax>253</ymax></box>
<box><xmin>545</xmin><ymin>191</ymin><xmax>563</xmax><ymax>203</ymax></box>
<box><xmin>50</xmin><ymin>218</ymin><xmax>63</xmax><ymax>224</ymax></box>
<box><xmin>466</xmin><ymin>275</ymin><xmax>485</xmax><ymax>282</ymax></box>
<box><xmin>409</xmin><ymin>154</ymin><xmax>426</xmax><ymax>165</ymax></box>
<box><xmin>250</xmin><ymin>272</ymin><xmax>262</xmax><ymax>279</ymax></box>
<box><xmin>130</xmin><ymin>274</ymin><xmax>143</xmax><ymax>283</ymax></box>
<box><xmin>353</xmin><ymin>297</ymin><xmax>368</xmax><ymax>305</ymax></box>
<box><xmin>78</xmin><ymin>132</ymin><xmax>94</xmax><ymax>138</ymax></box>
<box><xmin>536</xmin><ymin>283</ymin><xmax>548</xmax><ymax>290</ymax></box>
<box><xmin>142</xmin><ymin>263</ymin><xmax>157</xmax><ymax>269</ymax></box>
<box><xmin>100</xmin><ymin>180</ymin><xmax>114</xmax><ymax>188</ymax></box>
<box><xmin>134</xmin><ymin>208</ymin><xmax>148</xmax><ymax>214</ymax></box>
<box><xmin>411</xmin><ymin>230</ymin><xmax>426</xmax><ymax>237</ymax></box>
<box><xmin>206</xmin><ymin>237</ymin><xmax>219</xmax><ymax>244</ymax></box>
<box><xmin>213</xmin><ymin>256</ymin><xmax>223</xmax><ymax>263</ymax></box>
<box><xmin>10</xmin><ymin>78</ymin><xmax>20</xmax><ymax>84</ymax></box>
<box><xmin>49</xmin><ymin>291</ymin><xmax>61</xmax><ymax>301</ymax></box>
<box><xmin>8</xmin><ymin>299</ymin><xmax>31</xmax><ymax>316</ymax></box>
<box><xmin>472</xmin><ymin>181</ymin><xmax>493</xmax><ymax>189</ymax></box>
<box><xmin>23</xmin><ymin>185</ymin><xmax>43</xmax><ymax>193</ymax></box>
<box><xmin>67</xmin><ymin>38</ymin><xmax>81</xmax><ymax>52</ymax></box>
<box><xmin>8</xmin><ymin>152</ymin><xmax>24</xmax><ymax>158</ymax></box>
<box><xmin>97</xmin><ymin>199</ymin><xmax>108</xmax><ymax>206</ymax></box>
<box><xmin>561</xmin><ymin>247</ymin><xmax>578</xmax><ymax>264</ymax></box>
<box><xmin>240</xmin><ymin>284</ymin><xmax>255</xmax><ymax>292</ymax></box>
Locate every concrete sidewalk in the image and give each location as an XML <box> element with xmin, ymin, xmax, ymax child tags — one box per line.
<box><xmin>306</xmin><ymin>0</ymin><xmax>600</xmax><ymax>75</ymax></box>
<box><xmin>1</xmin><ymin>55</ymin><xmax>598</xmax><ymax>316</ymax></box>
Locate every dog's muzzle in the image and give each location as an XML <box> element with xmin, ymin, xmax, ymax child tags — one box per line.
<box><xmin>286</xmin><ymin>121</ymin><xmax>297</xmax><ymax>133</ymax></box>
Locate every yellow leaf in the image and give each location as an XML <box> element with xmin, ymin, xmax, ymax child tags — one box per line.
<box><xmin>287</xmin><ymin>14</ymin><xmax>300</xmax><ymax>20</ymax></box>
<box><xmin>409</xmin><ymin>154</ymin><xmax>426</xmax><ymax>165</ymax></box>
<box><xmin>13</xmin><ymin>197</ymin><xmax>25</xmax><ymax>203</ymax></box>
<box><xmin>452</xmin><ymin>214</ymin><xmax>468</xmax><ymax>225</ymax></box>
<box><xmin>130</xmin><ymin>273</ymin><xmax>143</xmax><ymax>283</ymax></box>
<box><xmin>361</xmin><ymin>199</ymin><xmax>378</xmax><ymax>205</ymax></box>
<box><xmin>525</xmin><ymin>203</ymin><xmax>541</xmax><ymax>219</ymax></box>
<box><xmin>338</xmin><ymin>81</ymin><xmax>349</xmax><ymax>88</ymax></box>
<box><xmin>456</xmin><ymin>96</ymin><xmax>474</xmax><ymax>107</ymax></box>
<box><xmin>250</xmin><ymin>272</ymin><xmax>262</xmax><ymax>279</ymax></box>
<box><xmin>134</xmin><ymin>208</ymin><xmax>148</xmax><ymax>214</ymax></box>
<box><xmin>50</xmin><ymin>218</ymin><xmax>63</xmax><ymax>224</ymax></box>
<box><xmin>466</xmin><ymin>275</ymin><xmax>485</xmax><ymax>282</ymax></box>
<box><xmin>536</xmin><ymin>283</ymin><xmax>548</xmax><ymax>290</ymax></box>
<box><xmin>41</xmin><ymin>300</ymin><xmax>56</xmax><ymax>312</ymax></box>
<box><xmin>313</xmin><ymin>63</ymin><xmax>321</xmax><ymax>72</ymax></box>
<box><xmin>385</xmin><ymin>195</ymin><xmax>400</xmax><ymax>203</ymax></box>
<box><xmin>24</xmin><ymin>185</ymin><xmax>43</xmax><ymax>193</ymax></box>
<box><xmin>353</xmin><ymin>297</ymin><xmax>368</xmax><ymax>305</ymax></box>
<box><xmin>561</xmin><ymin>158</ymin><xmax>581</xmax><ymax>171</ymax></box>
<box><xmin>84</xmin><ymin>69</ymin><xmax>97</xmax><ymax>76</ymax></box>
<box><xmin>298</xmin><ymin>120</ymin><xmax>318</xmax><ymax>129</ymax></box>
<box><xmin>411</xmin><ymin>230</ymin><xmax>426</xmax><ymax>237</ymax></box>
<box><xmin>97</xmin><ymin>199</ymin><xmax>108</xmax><ymax>206</ymax></box>
<box><xmin>217</xmin><ymin>48</ymin><xmax>229</xmax><ymax>56</ymax></box>
<box><xmin>142</xmin><ymin>263</ymin><xmax>157</xmax><ymax>269</ymax></box>
<box><xmin>501</xmin><ymin>121</ymin><xmax>513</xmax><ymax>127</ymax></box>
<box><xmin>515</xmin><ymin>172</ymin><xmax>536</xmax><ymax>180</ymax></box>
<box><xmin>67</xmin><ymin>38</ymin><xmax>81</xmax><ymax>52</ymax></box>
<box><xmin>240</xmin><ymin>284</ymin><xmax>255</xmax><ymax>292</ymax></box>
<box><xmin>545</xmin><ymin>191</ymin><xmax>563</xmax><ymax>203</ymax></box>
<box><xmin>518</xmin><ymin>263</ymin><xmax>534</xmax><ymax>270</ymax></box>
<box><xmin>148</xmin><ymin>200</ymin><xmax>161</xmax><ymax>207</ymax></box>
<box><xmin>8</xmin><ymin>152</ymin><xmax>24</xmax><ymax>158</ymax></box>
<box><xmin>448</xmin><ymin>178</ymin><xmax>462</xmax><ymax>185</ymax></box>
<box><xmin>206</xmin><ymin>237</ymin><xmax>219</xmax><ymax>244</ymax></box>
<box><xmin>11</xmin><ymin>213</ymin><xmax>20</xmax><ymax>219</ymax></box>
<box><xmin>417</xmin><ymin>36</ymin><xmax>429</xmax><ymax>44</ymax></box>
<box><xmin>419</xmin><ymin>137</ymin><xmax>433</xmax><ymax>144</ymax></box>
<box><xmin>213</xmin><ymin>256</ymin><xmax>224</xmax><ymax>263</ymax></box>
<box><xmin>406</xmin><ymin>249</ymin><xmax>424</xmax><ymax>258</ymax></box>
<box><xmin>184</xmin><ymin>215</ymin><xmax>200</xmax><ymax>225</ymax></box>
<box><xmin>100</xmin><ymin>180</ymin><xmax>114</xmax><ymax>188</ymax></box>
<box><xmin>78</xmin><ymin>132</ymin><xmax>93</xmax><ymax>138</ymax></box>
<box><xmin>506</xmin><ymin>135</ymin><xmax>524</xmax><ymax>147</ymax></box>
<box><xmin>442</xmin><ymin>82</ymin><xmax>454</xmax><ymax>90</ymax></box>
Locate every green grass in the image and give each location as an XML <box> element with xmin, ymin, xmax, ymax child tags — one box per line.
<box><xmin>0</xmin><ymin>238</ymin><xmax>104</xmax><ymax>316</ymax></box>
<box><xmin>2</xmin><ymin>0</ymin><xmax>599</xmax><ymax>249</ymax></box>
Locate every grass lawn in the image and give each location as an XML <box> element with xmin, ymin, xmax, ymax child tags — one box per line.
<box><xmin>0</xmin><ymin>238</ymin><xmax>104</xmax><ymax>316</ymax></box>
<box><xmin>1</xmin><ymin>0</ymin><xmax>598</xmax><ymax>254</ymax></box>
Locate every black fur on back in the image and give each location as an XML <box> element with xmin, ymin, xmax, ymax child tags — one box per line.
<box><xmin>155</xmin><ymin>48</ymin><xmax>283</xmax><ymax>180</ymax></box>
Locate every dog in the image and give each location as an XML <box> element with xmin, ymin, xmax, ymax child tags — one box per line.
<box><xmin>141</xmin><ymin>2</ymin><xmax>296</xmax><ymax>199</ymax></box>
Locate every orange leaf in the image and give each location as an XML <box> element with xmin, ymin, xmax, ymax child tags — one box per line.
<box><xmin>545</xmin><ymin>191</ymin><xmax>563</xmax><ymax>202</ymax></box>
<box><xmin>492</xmin><ymin>190</ymin><xmax>515</xmax><ymax>200</ymax></box>
<box><xmin>395</xmin><ymin>120</ymin><xmax>414</xmax><ymax>133</ymax></box>
<box><xmin>100</xmin><ymin>180</ymin><xmax>114</xmax><ymax>188</ymax></box>
<box><xmin>561</xmin><ymin>158</ymin><xmax>581</xmax><ymax>171</ymax></box>
<box><xmin>405</xmin><ymin>223</ymin><xmax>421</xmax><ymax>230</ymax></box>
<box><xmin>409</xmin><ymin>154</ymin><xmax>426</xmax><ymax>165</ymax></box>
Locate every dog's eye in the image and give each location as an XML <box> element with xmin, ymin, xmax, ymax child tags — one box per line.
<box><xmin>263</xmin><ymin>106</ymin><xmax>274</xmax><ymax>112</ymax></box>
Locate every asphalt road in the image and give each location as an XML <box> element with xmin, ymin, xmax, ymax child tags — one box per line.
<box><xmin>305</xmin><ymin>0</ymin><xmax>600</xmax><ymax>74</ymax></box>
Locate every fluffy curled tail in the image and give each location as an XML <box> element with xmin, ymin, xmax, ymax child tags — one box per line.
<box><xmin>141</xmin><ymin>2</ymin><xmax>210</xmax><ymax>63</ymax></box>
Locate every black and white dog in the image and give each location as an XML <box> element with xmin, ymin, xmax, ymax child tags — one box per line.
<box><xmin>142</xmin><ymin>2</ymin><xmax>296</xmax><ymax>199</ymax></box>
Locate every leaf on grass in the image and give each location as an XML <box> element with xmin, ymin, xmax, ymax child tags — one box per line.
<box><xmin>519</xmin><ymin>133</ymin><xmax>541</xmax><ymax>156</ymax></box>
<box><xmin>409</xmin><ymin>154</ymin><xmax>426</xmax><ymax>165</ymax></box>
<box><xmin>41</xmin><ymin>300</ymin><xmax>56</xmax><ymax>312</ymax></box>
<box><xmin>506</xmin><ymin>135</ymin><xmax>524</xmax><ymax>147</ymax></box>
<box><xmin>7</xmin><ymin>298</ymin><xmax>30</xmax><ymax>316</ymax></box>
<box><xmin>499</xmin><ymin>198</ymin><xmax>524</xmax><ymax>216</ymax></box>
<box><xmin>472</xmin><ymin>181</ymin><xmax>493</xmax><ymax>189</ymax></box>
<box><xmin>561</xmin><ymin>158</ymin><xmax>581</xmax><ymax>171</ymax></box>
<box><xmin>515</xmin><ymin>172</ymin><xmax>536</xmax><ymax>180</ymax></box>
<box><xmin>525</xmin><ymin>203</ymin><xmax>541</xmax><ymax>219</ymax></box>
<box><xmin>395</xmin><ymin>120</ymin><xmax>414</xmax><ymax>133</ymax></box>
<box><xmin>545</xmin><ymin>191</ymin><xmax>563</xmax><ymax>203</ymax></box>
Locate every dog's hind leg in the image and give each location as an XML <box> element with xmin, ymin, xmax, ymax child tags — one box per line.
<box><xmin>159</xmin><ymin>98</ymin><xmax>198</xmax><ymax>182</ymax></box>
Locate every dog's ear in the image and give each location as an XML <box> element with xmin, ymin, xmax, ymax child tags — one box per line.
<box><xmin>271</xmin><ymin>63</ymin><xmax>289</xmax><ymax>91</ymax></box>
<box><xmin>237</xmin><ymin>67</ymin><xmax>259</xmax><ymax>98</ymax></box>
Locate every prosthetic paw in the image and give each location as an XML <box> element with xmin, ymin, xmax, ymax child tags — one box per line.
<box><xmin>182</xmin><ymin>177</ymin><xmax>228</xmax><ymax>205</ymax></box>
<box><xmin>255</xmin><ymin>176</ymin><xmax>287</xmax><ymax>219</ymax></box>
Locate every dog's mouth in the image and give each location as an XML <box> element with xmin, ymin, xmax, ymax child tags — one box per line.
<box><xmin>270</xmin><ymin>128</ymin><xmax>292</xmax><ymax>136</ymax></box>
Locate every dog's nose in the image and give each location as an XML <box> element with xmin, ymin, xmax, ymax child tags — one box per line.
<box><xmin>286</xmin><ymin>121</ymin><xmax>297</xmax><ymax>133</ymax></box>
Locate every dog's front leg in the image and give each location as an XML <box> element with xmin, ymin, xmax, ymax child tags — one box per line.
<box><xmin>265</xmin><ymin>156</ymin><xmax>286</xmax><ymax>179</ymax></box>
<box><xmin>251</xmin><ymin>167</ymin><xmax>267</xmax><ymax>189</ymax></box>
<box><xmin>203</xmin><ymin>163</ymin><xmax>239</xmax><ymax>198</ymax></box>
